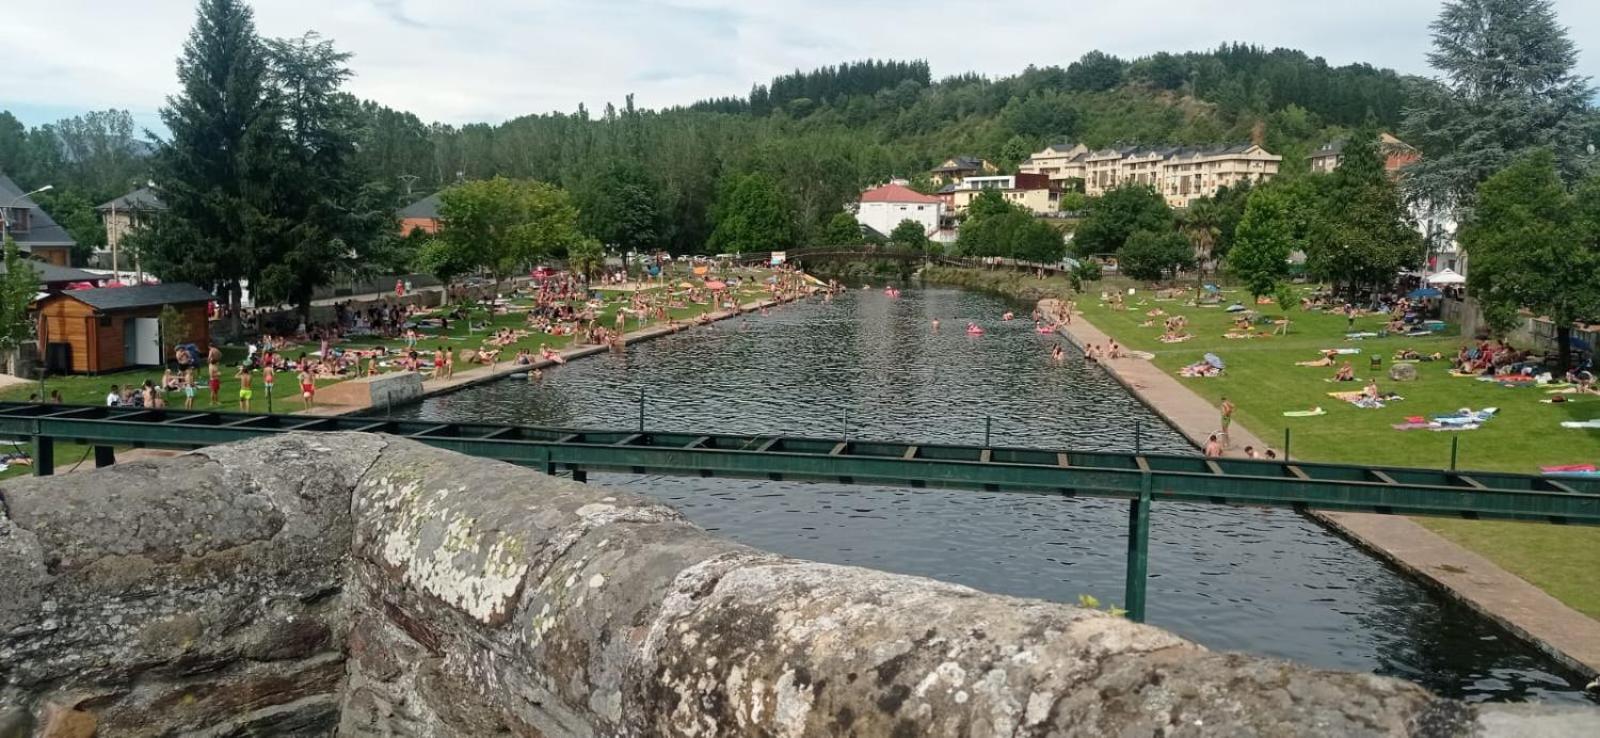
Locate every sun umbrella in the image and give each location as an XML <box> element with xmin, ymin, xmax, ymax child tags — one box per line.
<box><xmin>1203</xmin><ymin>353</ymin><xmax>1225</xmax><ymax>369</ymax></box>
<box><xmin>66</xmin><ymin>281</ymin><xmax>95</xmax><ymax>290</ymax></box>
<box><xmin>705</xmin><ymin>280</ymin><xmax>727</xmax><ymax>290</ymax></box>
<box><xmin>1408</xmin><ymin>287</ymin><xmax>1442</xmax><ymax>299</ymax></box>
<box><xmin>692</xmin><ymin>265</ymin><xmax>709</xmax><ymax>276</ymax></box>
<box><xmin>679</xmin><ymin>281</ymin><xmax>693</xmax><ymax>289</ymax></box>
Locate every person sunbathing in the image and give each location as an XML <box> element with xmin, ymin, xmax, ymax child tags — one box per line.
<box><xmin>473</xmin><ymin>348</ymin><xmax>501</xmax><ymax>365</ymax></box>
<box><xmin>539</xmin><ymin>344</ymin><xmax>566</xmax><ymax>364</ymax></box>
<box><xmin>1332</xmin><ymin>361</ymin><xmax>1356</xmax><ymax>382</ymax></box>
<box><xmin>1296</xmin><ymin>351</ymin><xmax>1338</xmax><ymax>367</ymax></box>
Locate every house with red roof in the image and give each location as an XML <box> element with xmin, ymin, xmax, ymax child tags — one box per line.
<box><xmin>855</xmin><ymin>181</ymin><xmax>943</xmax><ymax>240</ymax></box>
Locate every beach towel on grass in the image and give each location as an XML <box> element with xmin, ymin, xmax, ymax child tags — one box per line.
<box><xmin>1283</xmin><ymin>408</ymin><xmax>1327</xmax><ymax>417</ymax></box>
<box><xmin>1561</xmin><ymin>420</ymin><xmax>1600</xmax><ymax>429</ymax></box>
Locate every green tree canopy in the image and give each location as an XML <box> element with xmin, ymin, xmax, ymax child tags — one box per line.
<box><xmin>1072</xmin><ymin>185</ymin><xmax>1172</xmax><ymax>257</ymax></box>
<box><xmin>1461</xmin><ymin>150</ymin><xmax>1600</xmax><ymax>369</ymax></box>
<box><xmin>1306</xmin><ymin>129</ymin><xmax>1425</xmax><ymax>297</ymax></box>
<box><xmin>820</xmin><ymin>211</ymin><xmax>864</xmax><ymax>246</ymax></box>
<box><xmin>1228</xmin><ymin>186</ymin><xmax>1298</xmax><ymax>299</ymax></box>
<box><xmin>888</xmin><ymin>219</ymin><xmax>930</xmax><ymax>251</ymax></box>
<box><xmin>708</xmin><ymin>173</ymin><xmax>798</xmax><ymax>254</ymax></box>
<box><xmin>426</xmin><ymin>177</ymin><xmax>582</xmax><ymax>290</ymax></box>
<box><xmin>0</xmin><ymin>237</ymin><xmax>37</xmax><ymax>372</ymax></box>
<box><xmin>1119</xmin><ymin>229</ymin><xmax>1193</xmax><ymax>281</ymax></box>
<box><xmin>957</xmin><ymin>211</ymin><xmax>1064</xmax><ymax>262</ymax></box>
<box><xmin>1402</xmin><ymin>0</ymin><xmax>1598</xmax><ymax>213</ymax></box>
<box><xmin>578</xmin><ymin>160</ymin><xmax>663</xmax><ymax>254</ymax></box>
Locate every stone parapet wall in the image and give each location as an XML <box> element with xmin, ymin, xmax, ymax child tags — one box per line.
<box><xmin>1</xmin><ymin>434</ymin><xmax>1596</xmax><ymax>736</ymax></box>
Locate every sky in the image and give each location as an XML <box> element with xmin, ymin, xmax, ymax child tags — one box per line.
<box><xmin>5</xmin><ymin>0</ymin><xmax>1600</xmax><ymax>134</ymax></box>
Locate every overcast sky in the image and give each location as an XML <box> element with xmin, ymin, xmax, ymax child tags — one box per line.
<box><xmin>7</xmin><ymin>0</ymin><xmax>1600</xmax><ymax>133</ymax></box>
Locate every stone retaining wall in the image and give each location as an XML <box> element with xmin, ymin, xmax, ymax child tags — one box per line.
<box><xmin>1</xmin><ymin>434</ymin><xmax>1596</xmax><ymax>736</ymax></box>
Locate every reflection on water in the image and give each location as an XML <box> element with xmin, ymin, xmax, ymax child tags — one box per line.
<box><xmin>392</xmin><ymin>287</ymin><xmax>1591</xmax><ymax>703</ymax></box>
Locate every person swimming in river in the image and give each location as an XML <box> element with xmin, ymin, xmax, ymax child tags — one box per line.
<box><xmin>931</xmin><ymin>318</ymin><xmax>940</xmax><ymax>332</ymax></box>
<box><xmin>1002</xmin><ymin>311</ymin><xmax>1014</xmax><ymax>321</ymax></box>
<box><xmin>965</xmin><ymin>322</ymin><xmax>984</xmax><ymax>335</ymax></box>
<box><xmin>1051</xmin><ymin>344</ymin><xmax>1064</xmax><ymax>362</ymax></box>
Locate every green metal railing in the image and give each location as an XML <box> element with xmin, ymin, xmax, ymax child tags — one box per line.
<box><xmin>2</xmin><ymin>402</ymin><xmax>1596</xmax><ymax>622</ymax></box>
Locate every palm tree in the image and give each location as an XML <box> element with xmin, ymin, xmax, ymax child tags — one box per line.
<box><xmin>1180</xmin><ymin>199</ymin><xmax>1222</xmax><ymax>282</ymax></box>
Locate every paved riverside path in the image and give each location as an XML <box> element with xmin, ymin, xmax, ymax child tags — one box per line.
<box><xmin>1045</xmin><ymin>299</ymin><xmax>1600</xmax><ymax>680</ymax></box>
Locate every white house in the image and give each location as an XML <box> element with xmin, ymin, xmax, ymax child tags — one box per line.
<box><xmin>856</xmin><ymin>182</ymin><xmax>943</xmax><ymax>239</ymax></box>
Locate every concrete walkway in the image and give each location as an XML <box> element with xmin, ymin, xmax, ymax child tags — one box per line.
<box><xmin>1047</xmin><ymin>299</ymin><xmax>1600</xmax><ymax>680</ymax></box>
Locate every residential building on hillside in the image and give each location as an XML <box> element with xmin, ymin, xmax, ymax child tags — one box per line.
<box><xmin>1018</xmin><ymin>143</ymin><xmax>1089</xmax><ymax>187</ymax></box>
<box><xmin>929</xmin><ymin>156</ymin><xmax>998</xmax><ymax>185</ymax></box>
<box><xmin>856</xmin><ymin>182</ymin><xmax>943</xmax><ymax>238</ymax></box>
<box><xmin>96</xmin><ymin>187</ymin><xmax>166</xmax><ymax>269</ymax></box>
<box><xmin>936</xmin><ymin>174</ymin><xmax>1060</xmax><ymax>215</ymax></box>
<box><xmin>0</xmin><ymin>174</ymin><xmax>76</xmax><ymax>266</ymax></box>
<box><xmin>397</xmin><ymin>193</ymin><xmax>443</xmax><ymax>235</ymax></box>
<box><xmin>1308</xmin><ymin>132</ymin><xmax>1420</xmax><ymax>175</ymax></box>
<box><xmin>1018</xmin><ymin>142</ymin><xmax>1282</xmax><ymax>208</ymax></box>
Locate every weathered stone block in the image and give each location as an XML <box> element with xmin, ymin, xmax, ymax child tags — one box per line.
<box><xmin>1</xmin><ymin>433</ymin><xmax>1596</xmax><ymax>737</ymax></box>
<box><xmin>315</xmin><ymin>371</ymin><xmax>424</xmax><ymax>410</ymax></box>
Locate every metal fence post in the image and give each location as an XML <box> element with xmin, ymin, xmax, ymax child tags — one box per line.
<box><xmin>984</xmin><ymin>416</ymin><xmax>992</xmax><ymax>448</ymax></box>
<box><xmin>1135</xmin><ymin>420</ymin><xmax>1142</xmax><ymax>455</ymax></box>
<box><xmin>1124</xmin><ymin>473</ymin><xmax>1153</xmax><ymax>622</ymax></box>
<box><xmin>638</xmin><ymin>389</ymin><xmax>646</xmax><ymax>433</ymax></box>
<box><xmin>1450</xmin><ymin>436</ymin><xmax>1459</xmax><ymax>471</ymax></box>
<box><xmin>1283</xmin><ymin>428</ymin><xmax>1291</xmax><ymax>462</ymax></box>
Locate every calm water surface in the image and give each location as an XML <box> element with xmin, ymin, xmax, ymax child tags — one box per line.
<box><xmin>393</xmin><ymin>287</ymin><xmax>1591</xmax><ymax>704</ymax></box>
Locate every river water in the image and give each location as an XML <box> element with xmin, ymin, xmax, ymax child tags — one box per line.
<box><xmin>390</xmin><ymin>287</ymin><xmax>1591</xmax><ymax>703</ymax></box>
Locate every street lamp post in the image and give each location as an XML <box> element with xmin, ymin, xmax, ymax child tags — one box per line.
<box><xmin>2</xmin><ymin>185</ymin><xmax>55</xmax><ymax>402</ymax></box>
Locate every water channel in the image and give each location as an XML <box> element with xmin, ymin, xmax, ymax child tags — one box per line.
<box><xmin>390</xmin><ymin>286</ymin><xmax>1592</xmax><ymax>704</ymax></box>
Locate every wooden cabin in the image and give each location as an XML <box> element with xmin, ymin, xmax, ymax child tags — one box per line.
<box><xmin>36</xmin><ymin>284</ymin><xmax>213</xmax><ymax>374</ymax></box>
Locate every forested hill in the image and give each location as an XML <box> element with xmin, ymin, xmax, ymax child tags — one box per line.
<box><xmin>354</xmin><ymin>46</ymin><xmax>1408</xmax><ymax>252</ymax></box>
<box><xmin>2</xmin><ymin>45</ymin><xmax>1410</xmax><ymax>256</ymax></box>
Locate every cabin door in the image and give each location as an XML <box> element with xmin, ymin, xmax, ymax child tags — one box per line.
<box><xmin>126</xmin><ymin>318</ymin><xmax>162</xmax><ymax>366</ymax></box>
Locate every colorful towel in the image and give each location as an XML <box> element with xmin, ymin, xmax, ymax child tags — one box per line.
<box><xmin>1283</xmin><ymin>407</ymin><xmax>1327</xmax><ymax>417</ymax></box>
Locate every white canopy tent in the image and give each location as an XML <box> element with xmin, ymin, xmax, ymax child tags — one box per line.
<box><xmin>1426</xmin><ymin>269</ymin><xmax>1466</xmax><ymax>285</ymax></box>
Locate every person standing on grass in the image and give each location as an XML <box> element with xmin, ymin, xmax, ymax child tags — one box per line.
<box><xmin>183</xmin><ymin>378</ymin><xmax>196</xmax><ymax>410</ymax></box>
<box><xmin>299</xmin><ymin>369</ymin><xmax>315</xmax><ymax>409</ymax></box>
<box><xmin>1219</xmin><ymin>397</ymin><xmax>1235</xmax><ymax>447</ymax></box>
<box><xmin>262</xmin><ymin>363</ymin><xmax>275</xmax><ymax>407</ymax></box>
<box><xmin>236</xmin><ymin>364</ymin><xmax>254</xmax><ymax>412</ymax></box>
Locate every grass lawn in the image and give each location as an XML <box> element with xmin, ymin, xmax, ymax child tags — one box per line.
<box><xmin>0</xmin><ymin>271</ymin><xmax>783</xmax><ymax>479</ymax></box>
<box><xmin>932</xmin><ymin>268</ymin><xmax>1600</xmax><ymax>620</ymax></box>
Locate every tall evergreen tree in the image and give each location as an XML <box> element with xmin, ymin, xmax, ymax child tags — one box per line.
<box><xmin>1401</xmin><ymin>0</ymin><xmax>1598</xmax><ymax>213</ymax></box>
<box><xmin>146</xmin><ymin>0</ymin><xmax>279</xmax><ymax>324</ymax></box>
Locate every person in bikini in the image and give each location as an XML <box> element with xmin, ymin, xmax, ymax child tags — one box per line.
<box><xmin>300</xmin><ymin>369</ymin><xmax>316</xmax><ymax>408</ymax></box>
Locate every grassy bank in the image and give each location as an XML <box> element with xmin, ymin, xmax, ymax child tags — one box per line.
<box><xmin>918</xmin><ymin>265</ymin><xmax>1074</xmax><ymax>303</ymax></box>
<box><xmin>1</xmin><ymin>272</ymin><xmax>776</xmax><ymax>411</ymax></box>
<box><xmin>931</xmin><ymin>267</ymin><xmax>1600</xmax><ymax>619</ymax></box>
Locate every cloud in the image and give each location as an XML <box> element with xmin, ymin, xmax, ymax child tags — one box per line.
<box><xmin>6</xmin><ymin>0</ymin><xmax>1599</xmax><ymax>129</ymax></box>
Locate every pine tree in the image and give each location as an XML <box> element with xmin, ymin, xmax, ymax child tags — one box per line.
<box><xmin>1402</xmin><ymin>0</ymin><xmax>1598</xmax><ymax>212</ymax></box>
<box><xmin>146</xmin><ymin>0</ymin><xmax>279</xmax><ymax>326</ymax></box>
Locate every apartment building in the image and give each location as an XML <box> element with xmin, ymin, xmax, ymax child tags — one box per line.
<box><xmin>1019</xmin><ymin>142</ymin><xmax>1282</xmax><ymax>208</ymax></box>
<box><xmin>936</xmin><ymin>174</ymin><xmax>1059</xmax><ymax>215</ymax></box>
